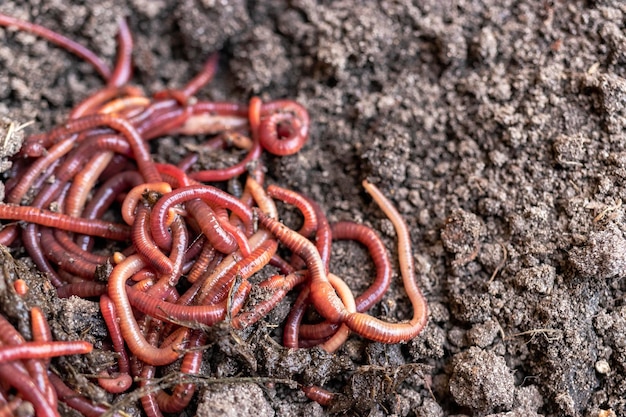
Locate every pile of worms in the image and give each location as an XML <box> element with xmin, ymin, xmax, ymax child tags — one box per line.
<box><xmin>0</xmin><ymin>13</ymin><xmax>428</xmax><ymax>417</ymax></box>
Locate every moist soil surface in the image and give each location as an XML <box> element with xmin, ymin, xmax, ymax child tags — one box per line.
<box><xmin>1</xmin><ymin>1</ymin><xmax>626</xmax><ymax>416</ymax></box>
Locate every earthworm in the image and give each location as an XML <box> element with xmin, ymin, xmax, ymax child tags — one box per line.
<box><xmin>106</xmin><ymin>254</ymin><xmax>186</xmax><ymax>366</ymax></box>
<box><xmin>232</xmin><ymin>271</ymin><xmax>307</xmax><ymax>329</ymax></box>
<box><xmin>121</xmin><ymin>181</ymin><xmax>172</xmax><ymax>226</ymax></box>
<box><xmin>301</xmin><ymin>385</ymin><xmax>334</xmax><ymax>406</ymax></box>
<box><xmin>342</xmin><ymin>181</ymin><xmax>428</xmax><ymax>343</ymax></box>
<box><xmin>267</xmin><ymin>185</ymin><xmax>318</xmax><ymax>237</ymax></box>
<box><xmin>298</xmin><ymin>221</ymin><xmax>392</xmax><ymax>341</ymax></box>
<box><xmin>70</xmin><ymin>85</ymin><xmax>145</xmax><ymax>119</ymax></box>
<box><xmin>0</xmin><ymin>13</ymin><xmax>111</xmax><ymax>80</ymax></box>
<box><xmin>258</xmin><ymin>100</ymin><xmax>309</xmax><ymax>156</ymax></box>
<box><xmin>6</xmin><ymin>139</ymin><xmax>74</xmax><ymax>204</ymax></box>
<box><xmin>0</xmin><ymin>363</ymin><xmax>57</xmax><ymax>417</ymax></box>
<box><xmin>131</xmin><ymin>205</ymin><xmax>173</xmax><ymax>275</ymax></box>
<box><xmin>13</xmin><ymin>279</ymin><xmax>28</xmax><ymax>296</ymax></box>
<box><xmin>48</xmin><ymin>372</ymin><xmax>109</xmax><ymax>417</ymax></box>
<box><xmin>0</xmin><ymin>204</ymin><xmax>130</xmax><ymax>240</ymax></box>
<box><xmin>197</xmin><ymin>238</ymin><xmax>278</xmax><ymax>305</ymax></box>
<box><xmin>319</xmin><ymin>273</ymin><xmax>357</xmax><ymax>353</ymax></box>
<box><xmin>22</xmin><ymin>224</ymin><xmax>64</xmax><ymax>287</ymax></box>
<box><xmin>64</xmin><ymin>151</ymin><xmax>114</xmax><ymax>217</ymax></box>
<box><xmin>156</xmin><ymin>331</ymin><xmax>206</xmax><ymax>412</ymax></box>
<box><xmin>56</xmin><ymin>282</ymin><xmax>107</xmax><ymax>298</ymax></box>
<box><xmin>154</xmin><ymin>53</ymin><xmax>219</xmax><ymax>105</ymax></box>
<box><xmin>150</xmin><ymin>184</ymin><xmax>254</xmax><ymax>249</ymax></box>
<box><xmin>0</xmin><ymin>340</ymin><xmax>92</xmax><ymax>362</ymax></box>
<box><xmin>188</xmin><ymin>97</ymin><xmax>262</xmax><ymax>182</ymax></box>
<box><xmin>256</xmin><ymin>210</ymin><xmax>348</xmax><ymax>323</ymax></box>
<box><xmin>108</xmin><ymin>18</ymin><xmax>133</xmax><ymax>88</ymax></box>
<box><xmin>40</xmin><ymin>227</ymin><xmax>99</xmax><ymax>278</ymax></box>
<box><xmin>185</xmin><ymin>199</ymin><xmax>239</xmax><ymax>254</ymax></box>
<box><xmin>98</xmin><ymin>295</ymin><xmax>132</xmax><ymax>393</ymax></box>
<box><xmin>29</xmin><ymin>308</ymin><xmax>57</xmax><ymax>408</ymax></box>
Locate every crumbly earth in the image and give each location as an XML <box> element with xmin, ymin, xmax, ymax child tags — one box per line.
<box><xmin>1</xmin><ymin>1</ymin><xmax>626</xmax><ymax>416</ymax></box>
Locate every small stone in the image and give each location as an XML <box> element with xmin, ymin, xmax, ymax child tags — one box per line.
<box><xmin>595</xmin><ymin>359</ymin><xmax>611</xmax><ymax>375</ymax></box>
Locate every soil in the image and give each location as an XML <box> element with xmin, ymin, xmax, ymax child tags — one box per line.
<box><xmin>1</xmin><ymin>1</ymin><xmax>626</xmax><ymax>416</ymax></box>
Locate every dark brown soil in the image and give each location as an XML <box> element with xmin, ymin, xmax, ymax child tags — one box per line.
<box><xmin>2</xmin><ymin>1</ymin><xmax>626</xmax><ymax>416</ymax></box>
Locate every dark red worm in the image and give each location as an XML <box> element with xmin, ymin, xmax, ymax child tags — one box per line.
<box><xmin>107</xmin><ymin>254</ymin><xmax>187</xmax><ymax>366</ymax></box>
<box><xmin>0</xmin><ymin>13</ymin><xmax>111</xmax><ymax>79</ymax></box>
<box><xmin>298</xmin><ymin>221</ymin><xmax>392</xmax><ymax>341</ymax></box>
<box><xmin>258</xmin><ymin>100</ymin><xmax>310</xmax><ymax>156</ymax></box>
<box><xmin>56</xmin><ymin>282</ymin><xmax>107</xmax><ymax>298</ymax></box>
<box><xmin>267</xmin><ymin>185</ymin><xmax>318</xmax><ymax>238</ymax></box>
<box><xmin>0</xmin><ymin>204</ymin><xmax>130</xmax><ymax>240</ymax></box>
<box><xmin>98</xmin><ymin>295</ymin><xmax>132</xmax><ymax>393</ymax></box>
<box><xmin>0</xmin><ymin>363</ymin><xmax>57</xmax><ymax>417</ymax></box>
<box><xmin>301</xmin><ymin>385</ymin><xmax>335</xmax><ymax>406</ymax></box>
<box><xmin>150</xmin><ymin>184</ymin><xmax>254</xmax><ymax>249</ymax></box>
<box><xmin>40</xmin><ymin>227</ymin><xmax>99</xmax><ymax>279</ymax></box>
<box><xmin>108</xmin><ymin>18</ymin><xmax>133</xmax><ymax>88</ymax></box>
<box><xmin>156</xmin><ymin>331</ymin><xmax>206</xmax><ymax>412</ymax></box>
<box><xmin>131</xmin><ymin>205</ymin><xmax>174</xmax><ymax>275</ymax></box>
<box><xmin>256</xmin><ymin>209</ymin><xmax>348</xmax><ymax>323</ymax></box>
<box><xmin>48</xmin><ymin>372</ymin><xmax>110</xmax><ymax>417</ymax></box>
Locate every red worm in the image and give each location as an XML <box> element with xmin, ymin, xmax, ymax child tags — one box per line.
<box><xmin>121</xmin><ymin>181</ymin><xmax>172</xmax><ymax>226</ymax></box>
<box><xmin>108</xmin><ymin>17</ymin><xmax>133</xmax><ymax>88</ymax></box>
<box><xmin>342</xmin><ymin>181</ymin><xmax>428</xmax><ymax>343</ymax></box>
<box><xmin>48</xmin><ymin>372</ymin><xmax>110</xmax><ymax>417</ymax></box>
<box><xmin>131</xmin><ymin>205</ymin><xmax>174</xmax><ymax>275</ymax></box>
<box><xmin>154</xmin><ymin>53</ymin><xmax>219</xmax><ymax>104</ymax></box>
<box><xmin>30</xmin><ymin>307</ymin><xmax>57</xmax><ymax>408</ymax></box>
<box><xmin>232</xmin><ymin>271</ymin><xmax>307</xmax><ymax>329</ymax></box>
<box><xmin>65</xmin><ymin>151</ymin><xmax>114</xmax><ymax>217</ymax></box>
<box><xmin>0</xmin><ymin>204</ymin><xmax>130</xmax><ymax>240</ymax></box>
<box><xmin>126</xmin><ymin>281</ymin><xmax>251</xmax><ymax>327</ymax></box>
<box><xmin>267</xmin><ymin>185</ymin><xmax>318</xmax><ymax>237</ymax></box>
<box><xmin>39</xmin><ymin>227</ymin><xmax>99</xmax><ymax>278</ymax></box>
<box><xmin>258</xmin><ymin>100</ymin><xmax>309</xmax><ymax>156</ymax></box>
<box><xmin>150</xmin><ymin>185</ymin><xmax>254</xmax><ymax>249</ymax></box>
<box><xmin>13</xmin><ymin>279</ymin><xmax>28</xmax><ymax>296</ymax></box>
<box><xmin>53</xmin><ymin>229</ymin><xmax>108</xmax><ymax>265</ymax></box>
<box><xmin>188</xmin><ymin>97</ymin><xmax>262</xmax><ymax>182</ymax></box>
<box><xmin>156</xmin><ymin>331</ymin><xmax>206</xmax><ymax>412</ymax></box>
<box><xmin>77</xmin><ymin>170</ymin><xmax>144</xmax><ymax>250</ymax></box>
<box><xmin>106</xmin><ymin>254</ymin><xmax>186</xmax><ymax>366</ymax></box>
<box><xmin>319</xmin><ymin>273</ymin><xmax>356</xmax><ymax>353</ymax></box>
<box><xmin>0</xmin><ymin>340</ymin><xmax>92</xmax><ymax>362</ymax></box>
<box><xmin>298</xmin><ymin>221</ymin><xmax>392</xmax><ymax>341</ymax></box>
<box><xmin>23</xmin><ymin>114</ymin><xmax>160</xmax><ymax>183</ymax></box>
<box><xmin>301</xmin><ymin>385</ymin><xmax>334</xmax><ymax>406</ymax></box>
<box><xmin>256</xmin><ymin>209</ymin><xmax>348</xmax><ymax>323</ymax></box>
<box><xmin>0</xmin><ymin>364</ymin><xmax>57</xmax><ymax>417</ymax></box>
<box><xmin>197</xmin><ymin>238</ymin><xmax>277</xmax><ymax>305</ymax></box>
<box><xmin>56</xmin><ymin>282</ymin><xmax>107</xmax><ymax>298</ymax></box>
<box><xmin>98</xmin><ymin>295</ymin><xmax>132</xmax><ymax>393</ymax></box>
<box><xmin>22</xmin><ymin>224</ymin><xmax>65</xmax><ymax>287</ymax></box>
<box><xmin>0</xmin><ymin>13</ymin><xmax>111</xmax><ymax>79</ymax></box>
<box><xmin>185</xmin><ymin>199</ymin><xmax>238</xmax><ymax>254</ymax></box>
<box><xmin>283</xmin><ymin>286</ymin><xmax>310</xmax><ymax>349</ymax></box>
<box><xmin>7</xmin><ymin>139</ymin><xmax>74</xmax><ymax>204</ymax></box>
<box><xmin>187</xmin><ymin>245</ymin><xmax>218</xmax><ymax>284</ymax></box>
<box><xmin>70</xmin><ymin>85</ymin><xmax>144</xmax><ymax>119</ymax></box>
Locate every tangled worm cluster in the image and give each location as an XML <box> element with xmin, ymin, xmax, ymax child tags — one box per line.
<box><xmin>0</xmin><ymin>13</ymin><xmax>428</xmax><ymax>416</ymax></box>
